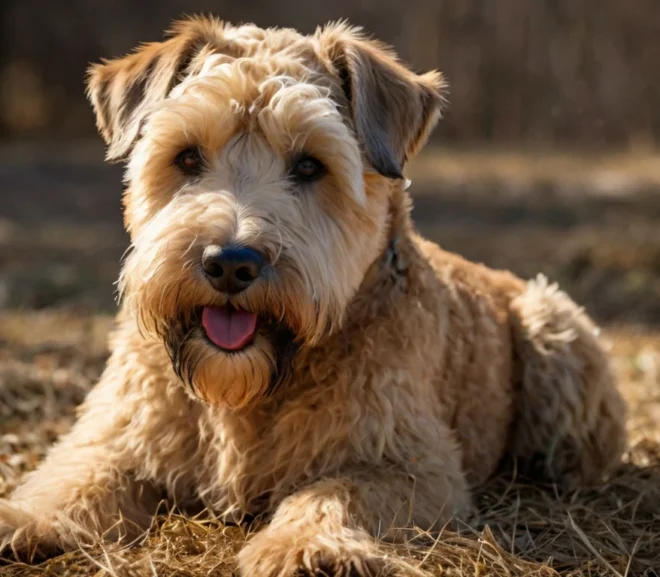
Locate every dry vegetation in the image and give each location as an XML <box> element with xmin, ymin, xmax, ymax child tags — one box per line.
<box><xmin>1</xmin><ymin>146</ymin><xmax>660</xmax><ymax>576</ymax></box>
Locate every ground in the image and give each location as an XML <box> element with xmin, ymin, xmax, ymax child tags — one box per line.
<box><xmin>1</xmin><ymin>143</ymin><xmax>659</xmax><ymax>576</ymax></box>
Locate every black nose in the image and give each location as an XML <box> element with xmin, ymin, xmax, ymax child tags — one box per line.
<box><xmin>202</xmin><ymin>246</ymin><xmax>263</xmax><ymax>294</ymax></box>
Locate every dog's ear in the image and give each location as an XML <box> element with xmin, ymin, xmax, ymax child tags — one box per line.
<box><xmin>86</xmin><ymin>17</ymin><xmax>224</xmax><ymax>162</ymax></box>
<box><xmin>319</xmin><ymin>24</ymin><xmax>446</xmax><ymax>179</ymax></box>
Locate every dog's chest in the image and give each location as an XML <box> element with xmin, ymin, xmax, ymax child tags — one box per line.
<box><xmin>199</xmin><ymin>360</ymin><xmax>446</xmax><ymax>514</ymax></box>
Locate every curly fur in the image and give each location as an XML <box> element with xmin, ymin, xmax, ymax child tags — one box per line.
<box><xmin>0</xmin><ymin>16</ymin><xmax>626</xmax><ymax>575</ymax></box>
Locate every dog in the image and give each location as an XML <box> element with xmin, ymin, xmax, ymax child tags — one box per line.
<box><xmin>0</xmin><ymin>16</ymin><xmax>627</xmax><ymax>576</ymax></box>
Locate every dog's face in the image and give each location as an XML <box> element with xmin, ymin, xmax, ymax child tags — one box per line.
<box><xmin>87</xmin><ymin>17</ymin><xmax>445</xmax><ymax>407</ymax></box>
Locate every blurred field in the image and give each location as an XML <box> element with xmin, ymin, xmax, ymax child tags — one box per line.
<box><xmin>1</xmin><ymin>145</ymin><xmax>660</xmax><ymax>575</ymax></box>
<box><xmin>4</xmin><ymin>0</ymin><xmax>660</xmax><ymax>149</ymax></box>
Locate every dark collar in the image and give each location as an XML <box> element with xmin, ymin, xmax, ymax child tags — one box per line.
<box><xmin>362</xmin><ymin>197</ymin><xmax>410</xmax><ymax>286</ymax></box>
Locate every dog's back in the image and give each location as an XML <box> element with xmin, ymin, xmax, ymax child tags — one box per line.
<box><xmin>417</xmin><ymin>234</ymin><xmax>626</xmax><ymax>487</ymax></box>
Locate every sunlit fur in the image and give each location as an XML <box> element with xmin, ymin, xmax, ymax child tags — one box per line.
<box><xmin>0</xmin><ymin>16</ymin><xmax>626</xmax><ymax>576</ymax></box>
<box><xmin>119</xmin><ymin>57</ymin><xmax>381</xmax><ymax>406</ymax></box>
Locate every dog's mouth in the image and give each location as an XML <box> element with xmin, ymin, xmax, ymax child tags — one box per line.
<box><xmin>201</xmin><ymin>305</ymin><xmax>258</xmax><ymax>352</ymax></box>
<box><xmin>164</xmin><ymin>304</ymin><xmax>299</xmax><ymax>400</ymax></box>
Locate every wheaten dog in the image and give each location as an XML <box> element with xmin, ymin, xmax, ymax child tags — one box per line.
<box><xmin>0</xmin><ymin>16</ymin><xmax>626</xmax><ymax>576</ymax></box>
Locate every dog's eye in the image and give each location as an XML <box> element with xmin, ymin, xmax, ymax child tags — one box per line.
<box><xmin>290</xmin><ymin>156</ymin><xmax>326</xmax><ymax>183</ymax></box>
<box><xmin>175</xmin><ymin>147</ymin><xmax>204</xmax><ymax>176</ymax></box>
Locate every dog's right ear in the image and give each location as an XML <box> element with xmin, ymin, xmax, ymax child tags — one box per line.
<box><xmin>86</xmin><ymin>17</ymin><xmax>224</xmax><ymax>162</ymax></box>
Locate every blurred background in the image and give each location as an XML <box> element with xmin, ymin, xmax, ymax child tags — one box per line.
<box><xmin>1</xmin><ymin>0</ymin><xmax>660</xmax><ymax>325</ymax></box>
<box><xmin>3</xmin><ymin>0</ymin><xmax>660</xmax><ymax>147</ymax></box>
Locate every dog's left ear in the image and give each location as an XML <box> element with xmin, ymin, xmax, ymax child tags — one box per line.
<box><xmin>318</xmin><ymin>24</ymin><xmax>447</xmax><ymax>179</ymax></box>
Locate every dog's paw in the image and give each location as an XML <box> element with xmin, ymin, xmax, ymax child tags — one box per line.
<box><xmin>236</xmin><ymin>527</ymin><xmax>388</xmax><ymax>577</ymax></box>
<box><xmin>0</xmin><ymin>500</ymin><xmax>64</xmax><ymax>561</ymax></box>
<box><xmin>0</xmin><ymin>500</ymin><xmax>33</xmax><ymax>557</ymax></box>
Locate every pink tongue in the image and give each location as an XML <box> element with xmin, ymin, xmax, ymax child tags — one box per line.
<box><xmin>202</xmin><ymin>306</ymin><xmax>258</xmax><ymax>351</ymax></box>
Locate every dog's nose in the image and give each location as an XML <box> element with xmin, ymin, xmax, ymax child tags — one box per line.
<box><xmin>202</xmin><ymin>246</ymin><xmax>263</xmax><ymax>294</ymax></box>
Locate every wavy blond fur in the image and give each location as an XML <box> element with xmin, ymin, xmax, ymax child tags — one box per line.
<box><xmin>1</xmin><ymin>16</ymin><xmax>626</xmax><ymax>576</ymax></box>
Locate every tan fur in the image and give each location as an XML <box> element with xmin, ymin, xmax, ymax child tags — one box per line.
<box><xmin>0</xmin><ymin>16</ymin><xmax>626</xmax><ymax>575</ymax></box>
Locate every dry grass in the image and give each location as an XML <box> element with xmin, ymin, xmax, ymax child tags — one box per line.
<box><xmin>1</xmin><ymin>147</ymin><xmax>660</xmax><ymax>576</ymax></box>
<box><xmin>0</xmin><ymin>311</ymin><xmax>658</xmax><ymax>576</ymax></box>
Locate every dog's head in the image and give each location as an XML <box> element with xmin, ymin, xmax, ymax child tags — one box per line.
<box><xmin>87</xmin><ymin>16</ymin><xmax>445</xmax><ymax>407</ymax></box>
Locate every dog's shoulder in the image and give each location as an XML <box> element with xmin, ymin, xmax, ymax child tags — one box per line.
<box><xmin>411</xmin><ymin>233</ymin><xmax>525</xmax><ymax>308</ymax></box>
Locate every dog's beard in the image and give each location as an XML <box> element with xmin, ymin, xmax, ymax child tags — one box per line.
<box><xmin>162</xmin><ymin>309</ymin><xmax>298</xmax><ymax>407</ymax></box>
<box><xmin>121</xmin><ymin>243</ymin><xmax>323</xmax><ymax>408</ymax></box>
<box><xmin>117</xmin><ymin>192</ymin><xmax>367</xmax><ymax>406</ymax></box>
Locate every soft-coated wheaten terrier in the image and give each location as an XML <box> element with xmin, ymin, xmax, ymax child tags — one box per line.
<box><xmin>0</xmin><ymin>16</ymin><xmax>627</xmax><ymax>576</ymax></box>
